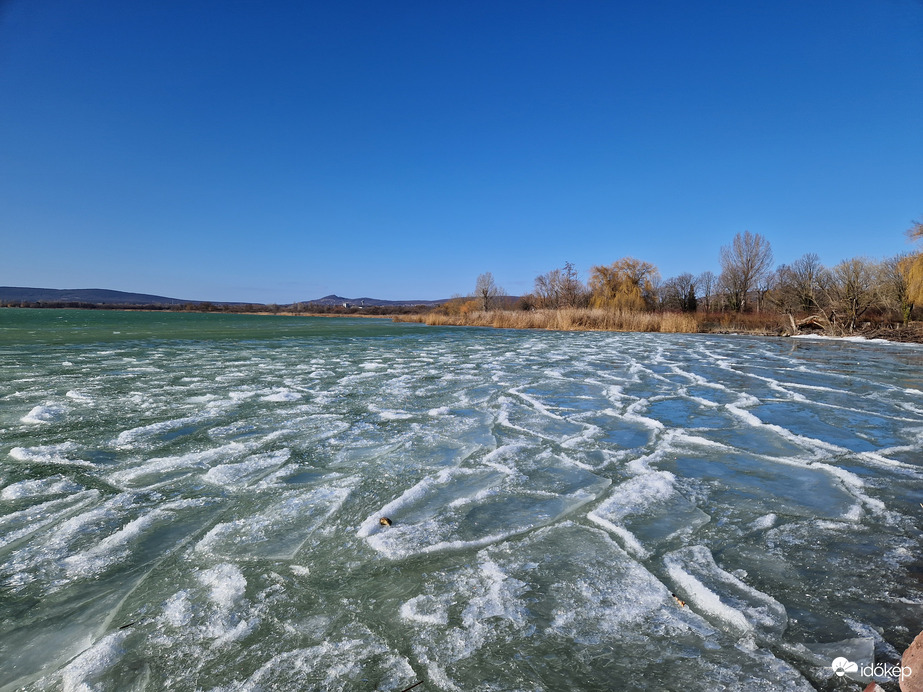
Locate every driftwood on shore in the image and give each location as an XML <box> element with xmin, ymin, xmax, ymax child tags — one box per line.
<box><xmin>786</xmin><ymin>314</ymin><xmax>828</xmax><ymax>335</ymax></box>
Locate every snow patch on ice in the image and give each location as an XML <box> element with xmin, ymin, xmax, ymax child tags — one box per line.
<box><xmin>59</xmin><ymin>630</ymin><xmax>128</xmax><ymax>692</ymax></box>
<box><xmin>21</xmin><ymin>403</ymin><xmax>65</xmax><ymax>425</ymax></box>
<box><xmin>9</xmin><ymin>443</ymin><xmax>91</xmax><ymax>467</ymax></box>
<box><xmin>1</xmin><ymin>475</ymin><xmax>82</xmax><ymax>500</ymax></box>
<box><xmin>260</xmin><ymin>389</ymin><xmax>303</xmax><ymax>402</ymax></box>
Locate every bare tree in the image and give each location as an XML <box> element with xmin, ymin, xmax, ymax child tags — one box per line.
<box><xmin>533</xmin><ymin>261</ymin><xmax>587</xmax><ymax>309</ymax></box>
<box><xmin>474</xmin><ymin>272</ymin><xmax>504</xmax><ymax>311</ymax></box>
<box><xmin>717</xmin><ymin>269</ymin><xmax>741</xmax><ymax>311</ymax></box>
<box><xmin>534</xmin><ymin>269</ymin><xmax>564</xmax><ymax>309</ymax></box>
<box><xmin>776</xmin><ymin>253</ymin><xmax>824</xmax><ymax>314</ymax></box>
<box><xmin>719</xmin><ymin>231</ymin><xmax>774</xmax><ymax>312</ymax></box>
<box><xmin>697</xmin><ymin>270</ymin><xmax>716</xmax><ymax>312</ymax></box>
<box><xmin>660</xmin><ymin>273</ymin><xmax>698</xmax><ymax>312</ymax></box>
<box><xmin>755</xmin><ymin>269</ymin><xmax>778</xmax><ymax>313</ymax></box>
<box><xmin>559</xmin><ymin>261</ymin><xmax>587</xmax><ymax>308</ymax></box>
<box><xmin>773</xmin><ymin>265</ymin><xmax>799</xmax><ymax>315</ymax></box>
<box><xmin>821</xmin><ymin>258</ymin><xmax>881</xmax><ymax>332</ymax></box>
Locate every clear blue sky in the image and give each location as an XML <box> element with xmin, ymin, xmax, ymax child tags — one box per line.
<box><xmin>1</xmin><ymin>0</ymin><xmax>921</xmax><ymax>303</ymax></box>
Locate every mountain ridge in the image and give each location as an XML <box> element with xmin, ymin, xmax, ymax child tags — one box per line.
<box><xmin>0</xmin><ymin>287</ymin><xmax>447</xmax><ymax>307</ymax></box>
<box><xmin>0</xmin><ymin>286</ymin><xmax>200</xmax><ymax>305</ymax></box>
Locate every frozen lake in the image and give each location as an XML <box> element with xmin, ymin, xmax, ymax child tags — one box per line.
<box><xmin>1</xmin><ymin>309</ymin><xmax>921</xmax><ymax>690</ymax></box>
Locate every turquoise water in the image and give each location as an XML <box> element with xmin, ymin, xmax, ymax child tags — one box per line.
<box><xmin>0</xmin><ymin>308</ymin><xmax>420</xmax><ymax>345</ymax></box>
<box><xmin>1</xmin><ymin>309</ymin><xmax>921</xmax><ymax>690</ymax></box>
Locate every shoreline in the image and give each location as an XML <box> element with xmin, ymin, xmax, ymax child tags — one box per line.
<box><xmin>390</xmin><ymin>309</ymin><xmax>923</xmax><ymax>344</ymax></box>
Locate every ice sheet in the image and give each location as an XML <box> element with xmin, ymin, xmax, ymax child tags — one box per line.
<box><xmin>359</xmin><ymin>461</ymin><xmax>610</xmax><ymax>559</ymax></box>
<box><xmin>588</xmin><ymin>471</ymin><xmax>710</xmax><ymax>557</ymax></box>
<box><xmin>664</xmin><ymin>545</ymin><xmax>787</xmax><ymax>641</ymax></box>
<box><xmin>196</xmin><ymin>484</ymin><xmax>350</xmax><ymax>560</ymax></box>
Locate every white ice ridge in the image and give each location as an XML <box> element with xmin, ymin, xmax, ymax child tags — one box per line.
<box><xmin>108</xmin><ymin>434</ymin><xmax>285</xmax><ymax>488</ymax></box>
<box><xmin>724</xmin><ymin>402</ymin><xmax>890</xmax><ymax>469</ymax></box>
<box><xmin>495</xmin><ymin>397</ymin><xmax>590</xmax><ymax>445</ymax></box>
<box><xmin>663</xmin><ymin>545</ymin><xmax>787</xmax><ymax>641</ymax></box>
<box><xmin>62</xmin><ymin>498</ymin><xmax>206</xmax><ymax>580</ymax></box>
<box><xmin>9</xmin><ymin>443</ymin><xmax>92</xmax><ymax>467</ymax></box>
<box><xmin>216</xmin><ymin>627</ymin><xmax>414</xmax><ymax>691</ymax></box>
<box><xmin>624</xmin><ymin>427</ymin><xmax>730</xmax><ymax>476</ymax></box>
<box><xmin>749</xmin><ymin>513</ymin><xmax>777</xmax><ymax>530</ymax></box>
<box><xmin>791</xmin><ymin>334</ymin><xmax>896</xmax><ymax>345</ymax></box>
<box><xmin>711</xmin><ymin>406</ymin><xmax>893</xmax><ymax>518</ymax></box>
<box><xmin>113</xmin><ymin>413</ymin><xmax>210</xmax><ymax>448</ymax></box>
<box><xmin>1</xmin><ymin>475</ymin><xmax>83</xmax><ymax>500</ymax></box>
<box><xmin>587</xmin><ymin>471</ymin><xmax>710</xmax><ymax>558</ymax></box>
<box><xmin>399</xmin><ymin>594</ymin><xmax>450</xmax><ymax>626</ymax></box>
<box><xmin>259</xmin><ymin>388</ymin><xmax>303</xmax><ymax>402</ymax></box>
<box><xmin>157</xmin><ymin>563</ymin><xmax>258</xmax><ymax>649</ymax></box>
<box><xmin>622</xmin><ymin>399</ymin><xmax>666</xmax><ymax>431</ymax></box>
<box><xmin>20</xmin><ymin>403</ymin><xmax>66</xmax><ymax>425</ymax></box>
<box><xmin>0</xmin><ymin>491</ymin><xmax>99</xmax><ymax>550</ymax></box>
<box><xmin>201</xmin><ymin>449</ymin><xmax>291</xmax><ymax>488</ymax></box>
<box><xmin>198</xmin><ymin>562</ymin><xmax>247</xmax><ymax>611</ymax></box>
<box><xmin>508</xmin><ymin>385</ymin><xmax>566</xmax><ymax>419</ymax></box>
<box><xmin>367</xmin><ymin>403</ymin><xmax>414</xmax><ymax>420</ymax></box>
<box><xmin>58</xmin><ymin>630</ymin><xmax>129</xmax><ymax>692</ymax></box>
<box><xmin>2</xmin><ymin>492</ymin><xmax>137</xmax><ymax>591</ymax></box>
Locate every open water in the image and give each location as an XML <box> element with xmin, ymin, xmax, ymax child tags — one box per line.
<box><xmin>1</xmin><ymin>309</ymin><xmax>922</xmax><ymax>691</ymax></box>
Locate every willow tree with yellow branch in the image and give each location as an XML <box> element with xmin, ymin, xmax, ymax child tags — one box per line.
<box><xmin>589</xmin><ymin>258</ymin><xmax>660</xmax><ymax>312</ymax></box>
<box><xmin>906</xmin><ymin>219</ymin><xmax>923</xmax><ymax>310</ymax></box>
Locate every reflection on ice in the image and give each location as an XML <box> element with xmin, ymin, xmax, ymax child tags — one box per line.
<box><xmin>664</xmin><ymin>452</ymin><xmax>861</xmax><ymax>520</ymax></box>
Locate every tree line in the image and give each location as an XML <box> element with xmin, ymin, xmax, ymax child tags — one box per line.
<box><xmin>454</xmin><ymin>222</ymin><xmax>923</xmax><ymax>335</ymax></box>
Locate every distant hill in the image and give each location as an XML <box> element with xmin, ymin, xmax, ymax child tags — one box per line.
<box><xmin>0</xmin><ymin>286</ymin><xmax>222</xmax><ymax>306</ymax></box>
<box><xmin>0</xmin><ymin>287</ymin><xmax>448</xmax><ymax>308</ymax></box>
<box><xmin>303</xmin><ymin>294</ymin><xmax>448</xmax><ymax>307</ymax></box>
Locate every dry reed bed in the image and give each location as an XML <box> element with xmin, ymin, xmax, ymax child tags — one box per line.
<box><xmin>393</xmin><ymin>308</ymin><xmax>703</xmax><ymax>333</ymax></box>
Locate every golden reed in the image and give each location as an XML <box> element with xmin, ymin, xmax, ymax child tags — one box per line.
<box><xmin>393</xmin><ymin>308</ymin><xmax>702</xmax><ymax>333</ymax></box>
